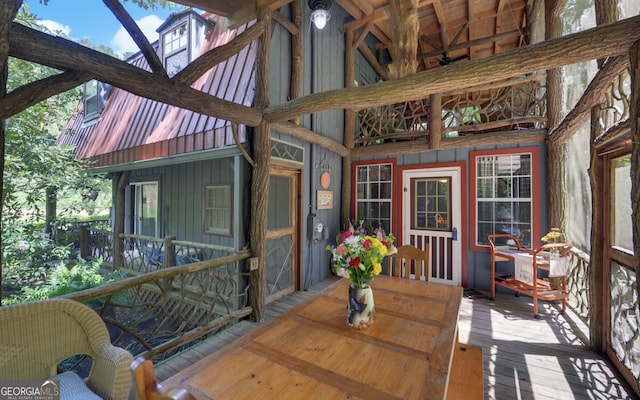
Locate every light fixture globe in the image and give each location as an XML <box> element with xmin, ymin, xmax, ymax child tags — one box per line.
<box><xmin>309</xmin><ymin>0</ymin><xmax>332</xmax><ymax>30</ymax></box>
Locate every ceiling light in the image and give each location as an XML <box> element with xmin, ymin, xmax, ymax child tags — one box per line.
<box><xmin>309</xmin><ymin>0</ymin><xmax>332</xmax><ymax>30</ymax></box>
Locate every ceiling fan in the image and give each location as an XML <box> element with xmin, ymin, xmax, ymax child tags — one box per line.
<box><xmin>438</xmin><ymin>52</ymin><xmax>470</xmax><ymax>66</ymax></box>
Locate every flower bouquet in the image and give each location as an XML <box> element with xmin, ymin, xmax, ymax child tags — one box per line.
<box><xmin>326</xmin><ymin>220</ymin><xmax>395</xmax><ymax>329</ymax></box>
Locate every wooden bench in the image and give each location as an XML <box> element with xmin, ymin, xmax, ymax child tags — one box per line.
<box><xmin>447</xmin><ymin>343</ymin><xmax>484</xmax><ymax>400</ymax></box>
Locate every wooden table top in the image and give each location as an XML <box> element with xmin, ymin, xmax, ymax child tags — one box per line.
<box><xmin>164</xmin><ymin>276</ymin><xmax>463</xmax><ymax>400</ymax></box>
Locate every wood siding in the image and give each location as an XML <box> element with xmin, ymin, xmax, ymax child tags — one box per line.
<box><xmin>126</xmin><ymin>155</ymin><xmax>249</xmax><ymax>250</ymax></box>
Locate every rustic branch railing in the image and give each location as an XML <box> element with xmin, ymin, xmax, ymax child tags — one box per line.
<box><xmin>65</xmin><ymin>231</ymin><xmax>252</xmax><ymax>362</ymax></box>
<box><xmin>356</xmin><ymin>77</ymin><xmax>546</xmax><ymax>146</ymax></box>
<box><xmin>566</xmin><ymin>247</ymin><xmax>591</xmax><ymax>326</ymax></box>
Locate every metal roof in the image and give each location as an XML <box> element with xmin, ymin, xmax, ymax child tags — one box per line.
<box><xmin>57</xmin><ymin>14</ymin><xmax>256</xmax><ymax>168</ymax></box>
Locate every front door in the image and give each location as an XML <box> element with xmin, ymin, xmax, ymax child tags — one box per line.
<box><xmin>265</xmin><ymin>167</ymin><xmax>300</xmax><ymax>303</ymax></box>
<box><xmin>402</xmin><ymin>167</ymin><xmax>462</xmax><ymax>285</ymax></box>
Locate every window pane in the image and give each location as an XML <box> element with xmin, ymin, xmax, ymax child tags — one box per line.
<box><xmin>611</xmin><ymin>155</ymin><xmax>633</xmax><ymax>251</ymax></box>
<box><xmin>204</xmin><ymin>185</ymin><xmax>231</xmax><ymax>234</ymax></box>
<box><xmin>354</xmin><ymin>163</ymin><xmax>393</xmax><ymax>233</ymax></box>
<box><xmin>474</xmin><ymin>151</ymin><xmax>533</xmax><ymax>247</ymax></box>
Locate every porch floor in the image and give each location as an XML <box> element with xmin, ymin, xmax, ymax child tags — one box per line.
<box><xmin>155</xmin><ymin>278</ymin><xmax>636</xmax><ymax>400</ymax></box>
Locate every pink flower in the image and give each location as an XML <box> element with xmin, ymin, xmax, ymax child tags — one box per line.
<box><xmin>336</xmin><ymin>243</ymin><xmax>348</xmax><ymax>256</ymax></box>
<box><xmin>363</xmin><ymin>239</ymin><xmax>371</xmax><ymax>250</ymax></box>
<box><xmin>341</xmin><ymin>231</ymin><xmax>353</xmax><ymax>241</ymax></box>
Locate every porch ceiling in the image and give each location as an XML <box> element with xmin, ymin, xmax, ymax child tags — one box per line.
<box><xmin>177</xmin><ymin>0</ymin><xmax>530</xmax><ymax>75</ymax></box>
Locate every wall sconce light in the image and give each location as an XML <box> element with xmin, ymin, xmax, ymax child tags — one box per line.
<box><xmin>309</xmin><ymin>0</ymin><xmax>332</xmax><ymax>30</ymax></box>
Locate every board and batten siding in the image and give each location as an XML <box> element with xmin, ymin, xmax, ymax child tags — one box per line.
<box><xmin>126</xmin><ymin>155</ymin><xmax>249</xmax><ymax>250</ymax></box>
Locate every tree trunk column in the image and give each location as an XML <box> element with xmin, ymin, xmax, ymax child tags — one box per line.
<box><xmin>249</xmin><ymin>7</ymin><xmax>272</xmax><ymax>322</ymax></box>
<box><xmin>545</xmin><ymin>0</ymin><xmax>567</xmax><ymax>235</ymax></box>
<box><xmin>342</xmin><ymin>30</ymin><xmax>355</xmax><ymax>228</ymax></box>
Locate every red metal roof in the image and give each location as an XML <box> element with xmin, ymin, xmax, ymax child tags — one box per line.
<box><xmin>57</xmin><ymin>14</ymin><xmax>256</xmax><ymax>168</ymax></box>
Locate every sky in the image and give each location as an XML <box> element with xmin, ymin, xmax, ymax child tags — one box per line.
<box><xmin>24</xmin><ymin>0</ymin><xmax>186</xmax><ymax>56</ymax></box>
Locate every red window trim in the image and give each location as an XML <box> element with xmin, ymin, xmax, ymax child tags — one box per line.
<box><xmin>469</xmin><ymin>146</ymin><xmax>541</xmax><ymax>253</ymax></box>
<box><xmin>351</xmin><ymin>159</ymin><xmax>397</xmax><ymax>235</ymax></box>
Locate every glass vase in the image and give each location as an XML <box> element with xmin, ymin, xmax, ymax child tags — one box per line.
<box><xmin>348</xmin><ymin>284</ymin><xmax>375</xmax><ymax>330</ymax></box>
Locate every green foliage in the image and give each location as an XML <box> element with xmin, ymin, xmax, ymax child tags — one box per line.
<box><xmin>4</xmin><ymin>258</ymin><xmax>125</xmax><ymax>305</ymax></box>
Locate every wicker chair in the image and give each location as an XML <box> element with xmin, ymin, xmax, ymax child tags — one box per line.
<box><xmin>0</xmin><ymin>298</ymin><xmax>133</xmax><ymax>400</ymax></box>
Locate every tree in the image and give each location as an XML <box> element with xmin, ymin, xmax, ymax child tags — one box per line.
<box><xmin>1</xmin><ymin>5</ymin><xmax>107</xmax><ymax>304</ymax></box>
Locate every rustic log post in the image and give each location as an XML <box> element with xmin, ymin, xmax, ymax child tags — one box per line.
<box><xmin>588</xmin><ymin>106</ymin><xmax>606</xmax><ymax>352</ymax></box>
<box><xmin>249</xmin><ymin>7</ymin><xmax>272</xmax><ymax>322</ymax></box>
<box><xmin>113</xmin><ymin>171</ymin><xmax>129</xmax><ymax>271</ymax></box>
<box><xmin>545</xmin><ymin>0</ymin><xmax>567</xmax><ymax>237</ymax></box>
<box><xmin>429</xmin><ymin>93</ymin><xmax>441</xmax><ymax>150</ymax></box>
<box><xmin>79</xmin><ymin>225</ymin><xmax>90</xmax><ymax>260</ymax></box>
<box><xmin>630</xmin><ymin>40</ymin><xmax>640</xmax><ymax>299</ymax></box>
<box><xmin>290</xmin><ymin>0</ymin><xmax>302</xmax><ymax>125</ymax></box>
<box><xmin>342</xmin><ymin>29</ymin><xmax>355</xmax><ymax>228</ymax></box>
<box><xmin>388</xmin><ymin>0</ymin><xmax>418</xmax><ymax>79</ymax></box>
<box><xmin>163</xmin><ymin>236</ymin><xmax>176</xmax><ymax>269</ymax></box>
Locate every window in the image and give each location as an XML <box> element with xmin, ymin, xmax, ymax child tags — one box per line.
<box><xmin>610</xmin><ymin>154</ymin><xmax>633</xmax><ymax>252</ymax></box>
<box><xmin>204</xmin><ymin>184</ymin><xmax>231</xmax><ymax>235</ymax></box>
<box><xmin>411</xmin><ymin>177</ymin><xmax>450</xmax><ymax>231</ymax></box>
<box><xmin>354</xmin><ymin>162</ymin><xmax>394</xmax><ymax>233</ymax></box>
<box><xmin>471</xmin><ymin>147</ymin><xmax>540</xmax><ymax>249</ymax></box>
<box><xmin>162</xmin><ymin>21</ymin><xmax>188</xmax><ymax>77</ymax></box>
<box><xmin>83</xmin><ymin>80</ymin><xmax>111</xmax><ymax>121</ymax></box>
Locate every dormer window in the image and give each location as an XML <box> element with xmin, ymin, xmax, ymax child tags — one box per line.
<box><xmin>157</xmin><ymin>10</ymin><xmax>214</xmax><ymax>77</ymax></box>
<box><xmin>163</xmin><ymin>22</ymin><xmax>188</xmax><ymax>77</ymax></box>
<box><xmin>83</xmin><ymin>80</ymin><xmax>111</xmax><ymax>122</ymax></box>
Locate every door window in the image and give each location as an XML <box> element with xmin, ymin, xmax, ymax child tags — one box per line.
<box><xmin>412</xmin><ymin>177</ymin><xmax>451</xmax><ymax>231</ymax></box>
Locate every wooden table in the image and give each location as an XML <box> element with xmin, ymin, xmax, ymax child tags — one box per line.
<box><xmin>163</xmin><ymin>276</ymin><xmax>463</xmax><ymax>399</ymax></box>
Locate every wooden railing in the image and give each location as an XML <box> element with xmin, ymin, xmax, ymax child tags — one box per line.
<box><xmin>566</xmin><ymin>248</ymin><xmax>591</xmax><ymax>326</ymax></box>
<box><xmin>356</xmin><ymin>76</ymin><xmax>546</xmax><ymax>146</ymax></box>
<box><xmin>64</xmin><ymin>231</ymin><xmax>253</xmax><ymax>362</ymax></box>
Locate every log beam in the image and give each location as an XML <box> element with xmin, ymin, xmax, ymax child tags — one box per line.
<box><xmin>549</xmin><ymin>55</ymin><xmax>629</xmax><ymax>144</ymax></box>
<box><xmin>103</xmin><ymin>0</ymin><xmax>165</xmax><ymax>75</ymax></box>
<box><xmin>8</xmin><ymin>23</ymin><xmax>262</xmax><ymax>127</ymax></box>
<box><xmin>264</xmin><ymin>16</ymin><xmax>640</xmax><ymax>122</ymax></box>
<box><xmin>175</xmin><ymin>21</ymin><xmax>265</xmax><ymax>86</ymax></box>
<box><xmin>351</xmin><ymin>130</ymin><xmax>545</xmax><ymax>159</ymax></box>
<box><xmin>0</xmin><ymin>70</ymin><xmax>92</xmax><ymax>119</ymax></box>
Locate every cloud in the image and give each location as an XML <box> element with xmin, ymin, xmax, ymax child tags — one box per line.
<box><xmin>38</xmin><ymin>20</ymin><xmax>71</xmax><ymax>37</ymax></box>
<box><xmin>109</xmin><ymin>15</ymin><xmax>163</xmax><ymax>55</ymax></box>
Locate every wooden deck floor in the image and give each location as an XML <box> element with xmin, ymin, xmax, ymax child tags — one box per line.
<box><xmin>155</xmin><ymin>278</ymin><xmax>637</xmax><ymax>400</ymax></box>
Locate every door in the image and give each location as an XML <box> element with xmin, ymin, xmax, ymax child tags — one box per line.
<box><xmin>132</xmin><ymin>182</ymin><xmax>159</xmax><ymax>237</ymax></box>
<box><xmin>402</xmin><ymin>167</ymin><xmax>462</xmax><ymax>285</ymax></box>
<box><xmin>265</xmin><ymin>167</ymin><xmax>300</xmax><ymax>303</ymax></box>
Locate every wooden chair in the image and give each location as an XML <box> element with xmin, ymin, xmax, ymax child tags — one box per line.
<box><xmin>131</xmin><ymin>357</ymin><xmax>196</xmax><ymax>400</ymax></box>
<box><xmin>387</xmin><ymin>244</ymin><xmax>430</xmax><ymax>281</ymax></box>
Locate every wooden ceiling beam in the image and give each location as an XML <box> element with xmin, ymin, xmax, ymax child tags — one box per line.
<box><xmin>263</xmin><ymin>15</ymin><xmax>640</xmax><ymax>122</ymax></box>
<box><xmin>343</xmin><ymin>0</ymin><xmax>435</xmax><ymax>31</ymax></box>
<box><xmin>227</xmin><ymin>0</ymin><xmax>293</xmax><ymax>29</ymax></box>
<box><xmin>432</xmin><ymin>0</ymin><xmax>449</xmax><ymax>51</ymax></box>
<box><xmin>417</xmin><ymin>29</ymin><xmax>522</xmax><ymax>60</ymax></box>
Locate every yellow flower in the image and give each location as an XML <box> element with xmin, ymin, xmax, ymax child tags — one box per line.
<box><xmin>372</xmin><ymin>261</ymin><xmax>382</xmax><ymax>275</ymax></box>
